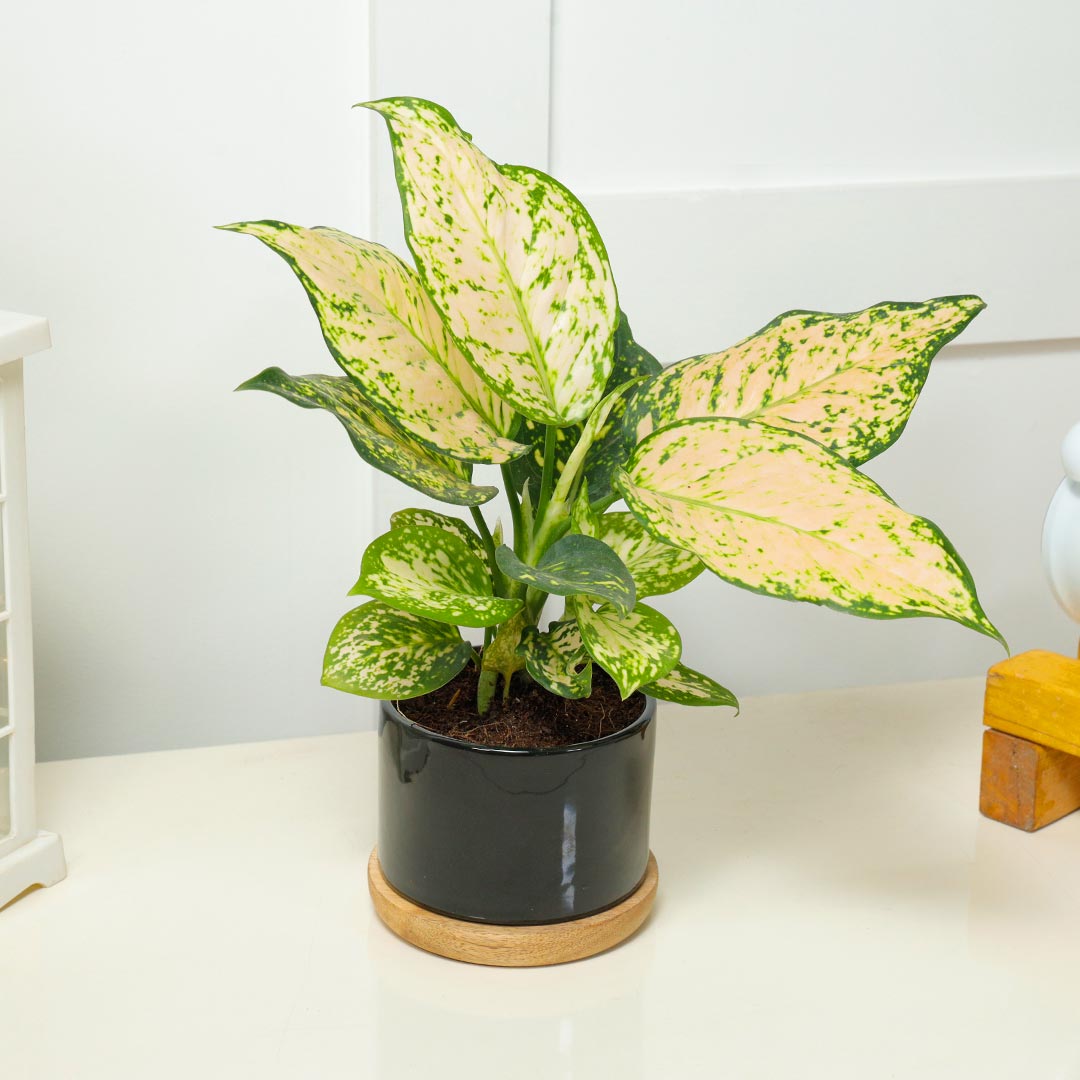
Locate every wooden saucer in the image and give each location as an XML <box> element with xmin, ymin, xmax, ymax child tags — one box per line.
<box><xmin>367</xmin><ymin>848</ymin><xmax>658</xmax><ymax>967</ymax></box>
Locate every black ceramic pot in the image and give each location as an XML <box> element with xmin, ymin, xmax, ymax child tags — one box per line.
<box><xmin>377</xmin><ymin>696</ymin><xmax>656</xmax><ymax>925</ymax></box>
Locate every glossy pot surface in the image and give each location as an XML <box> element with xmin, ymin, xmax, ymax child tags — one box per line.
<box><xmin>377</xmin><ymin>697</ymin><xmax>656</xmax><ymax>925</ymax></box>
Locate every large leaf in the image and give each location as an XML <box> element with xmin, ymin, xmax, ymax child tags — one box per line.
<box><xmin>389</xmin><ymin>507</ymin><xmax>486</xmax><ymax>563</ymax></box>
<box><xmin>507</xmin><ymin>311</ymin><xmax>661</xmax><ymax>498</ymax></box>
<box><xmin>623</xmin><ymin>296</ymin><xmax>985</xmax><ymax>466</ymax></box>
<box><xmin>517</xmin><ymin>620</ymin><xmax>592</xmax><ymax>699</ymax></box>
<box><xmin>350</xmin><ymin>526</ymin><xmax>520</xmax><ymax>628</ymax></box>
<box><xmin>643</xmin><ymin>663</ymin><xmax>739</xmax><ymax>709</ymax></box>
<box><xmin>496</xmin><ymin>535</ymin><xmax>636</xmax><ymax>615</ymax></box>
<box><xmin>237</xmin><ymin>367</ymin><xmax>496</xmax><ymax>506</ymax></box>
<box><xmin>576</xmin><ymin>601</ymin><xmax>682</xmax><ymax>699</ymax></box>
<box><xmin>322</xmin><ymin>601</ymin><xmax>473</xmax><ymax>699</ymax></box>
<box><xmin>221</xmin><ymin>220</ymin><xmax>522</xmax><ymax>462</ymax></box>
<box><xmin>617</xmin><ymin>417</ymin><xmax>1002</xmax><ymax>641</ymax></box>
<box><xmin>360</xmin><ymin>97</ymin><xmax>617</xmax><ymax>426</ymax></box>
<box><xmin>596</xmin><ymin>512</ymin><xmax>703</xmax><ymax>597</ymax></box>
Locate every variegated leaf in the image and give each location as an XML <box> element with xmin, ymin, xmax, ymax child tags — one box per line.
<box><xmin>596</xmin><ymin>512</ymin><xmax>703</xmax><ymax>597</ymax></box>
<box><xmin>643</xmin><ymin>664</ymin><xmax>739</xmax><ymax>709</ymax></box>
<box><xmin>237</xmin><ymin>367</ymin><xmax>496</xmax><ymax>506</ymax></box>
<box><xmin>508</xmin><ymin>311</ymin><xmax>662</xmax><ymax>498</ymax></box>
<box><xmin>576</xmin><ymin>601</ymin><xmax>682</xmax><ymax>700</ymax></box>
<box><xmin>221</xmin><ymin>220</ymin><xmax>523</xmax><ymax>462</ymax></box>
<box><xmin>623</xmin><ymin>296</ymin><xmax>985</xmax><ymax>466</ymax></box>
<box><xmin>617</xmin><ymin>417</ymin><xmax>1002</xmax><ymax>642</ymax></box>
<box><xmin>360</xmin><ymin>97</ymin><xmax>617</xmax><ymax>426</ymax></box>
<box><xmin>322</xmin><ymin>601</ymin><xmax>473</xmax><ymax>699</ymax></box>
<box><xmin>517</xmin><ymin>620</ymin><xmax>592</xmax><ymax>699</ymax></box>
<box><xmin>350</xmin><ymin>525</ymin><xmax>520</xmax><ymax>628</ymax></box>
<box><xmin>390</xmin><ymin>507</ymin><xmax>486</xmax><ymax>563</ymax></box>
<box><xmin>496</xmin><ymin>535</ymin><xmax>636</xmax><ymax>615</ymax></box>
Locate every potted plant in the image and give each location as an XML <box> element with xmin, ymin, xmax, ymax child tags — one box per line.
<box><xmin>222</xmin><ymin>98</ymin><xmax>1001</xmax><ymax>953</ymax></box>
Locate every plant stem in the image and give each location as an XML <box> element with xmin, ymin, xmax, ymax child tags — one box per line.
<box><xmin>477</xmin><ymin>669</ymin><xmax>498</xmax><ymax>714</ymax></box>
<box><xmin>470</xmin><ymin>505</ymin><xmax>501</xmax><ymax>591</ymax></box>
<box><xmin>501</xmin><ymin>464</ymin><xmax>525</xmax><ymax>557</ymax></box>
<box><xmin>534</xmin><ymin>425</ymin><xmax>558</xmax><ymax>524</ymax></box>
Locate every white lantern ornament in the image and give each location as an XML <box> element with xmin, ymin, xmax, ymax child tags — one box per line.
<box><xmin>0</xmin><ymin>312</ymin><xmax>65</xmax><ymax>909</ymax></box>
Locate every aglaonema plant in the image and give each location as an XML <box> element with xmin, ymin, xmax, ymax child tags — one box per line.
<box><xmin>223</xmin><ymin>97</ymin><xmax>1002</xmax><ymax>719</ymax></box>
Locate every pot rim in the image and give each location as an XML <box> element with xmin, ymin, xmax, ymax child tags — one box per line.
<box><xmin>384</xmin><ymin>693</ymin><xmax>655</xmax><ymax>758</ymax></box>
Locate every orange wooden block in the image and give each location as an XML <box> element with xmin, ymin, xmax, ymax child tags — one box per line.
<box><xmin>979</xmin><ymin>728</ymin><xmax>1080</xmax><ymax>831</ymax></box>
<box><xmin>983</xmin><ymin>649</ymin><xmax>1080</xmax><ymax>757</ymax></box>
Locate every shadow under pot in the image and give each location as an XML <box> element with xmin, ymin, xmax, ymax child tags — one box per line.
<box><xmin>376</xmin><ymin>696</ymin><xmax>656</xmax><ymax>925</ymax></box>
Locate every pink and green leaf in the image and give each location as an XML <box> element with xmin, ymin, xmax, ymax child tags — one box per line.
<box><xmin>624</xmin><ymin>296</ymin><xmax>985</xmax><ymax>465</ymax></box>
<box><xmin>359</xmin><ymin>97</ymin><xmax>617</xmax><ymax>426</ymax></box>
<box><xmin>617</xmin><ymin>417</ymin><xmax>1003</xmax><ymax>643</ymax></box>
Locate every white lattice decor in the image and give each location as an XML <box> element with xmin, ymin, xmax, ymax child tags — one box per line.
<box><xmin>0</xmin><ymin>312</ymin><xmax>65</xmax><ymax>909</ymax></box>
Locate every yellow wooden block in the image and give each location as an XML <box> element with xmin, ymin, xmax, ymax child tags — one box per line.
<box><xmin>984</xmin><ymin>649</ymin><xmax>1080</xmax><ymax>757</ymax></box>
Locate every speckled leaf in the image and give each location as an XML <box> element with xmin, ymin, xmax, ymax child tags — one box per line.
<box><xmin>496</xmin><ymin>535</ymin><xmax>636</xmax><ymax>615</ymax></box>
<box><xmin>237</xmin><ymin>367</ymin><xmax>496</xmax><ymax>506</ymax></box>
<box><xmin>350</xmin><ymin>525</ymin><xmax>521</xmax><ymax>628</ymax></box>
<box><xmin>576</xmin><ymin>601</ymin><xmax>682</xmax><ymax>700</ymax></box>
<box><xmin>596</xmin><ymin>512</ymin><xmax>703</xmax><ymax>597</ymax></box>
<box><xmin>389</xmin><ymin>507</ymin><xmax>486</xmax><ymax>563</ymax></box>
<box><xmin>220</xmin><ymin>220</ymin><xmax>522</xmax><ymax>462</ymax></box>
<box><xmin>643</xmin><ymin>664</ymin><xmax>739</xmax><ymax>709</ymax></box>
<box><xmin>360</xmin><ymin>97</ymin><xmax>617</xmax><ymax>426</ymax></box>
<box><xmin>508</xmin><ymin>311</ymin><xmax>661</xmax><ymax>497</ymax></box>
<box><xmin>517</xmin><ymin>620</ymin><xmax>592</xmax><ymax>699</ymax></box>
<box><xmin>322</xmin><ymin>601</ymin><xmax>472</xmax><ymax>699</ymax></box>
<box><xmin>623</xmin><ymin>297</ymin><xmax>985</xmax><ymax>466</ymax></box>
<box><xmin>616</xmin><ymin>417</ymin><xmax>1002</xmax><ymax>642</ymax></box>
<box><xmin>570</xmin><ymin>480</ymin><xmax>601</xmax><ymax>537</ymax></box>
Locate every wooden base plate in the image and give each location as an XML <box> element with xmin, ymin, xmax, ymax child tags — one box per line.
<box><xmin>368</xmin><ymin>848</ymin><xmax>658</xmax><ymax>967</ymax></box>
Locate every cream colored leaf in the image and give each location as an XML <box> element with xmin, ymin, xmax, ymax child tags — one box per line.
<box><xmin>617</xmin><ymin>417</ymin><xmax>1002</xmax><ymax>642</ymax></box>
<box><xmin>221</xmin><ymin>220</ymin><xmax>521</xmax><ymax>461</ymax></box>
<box><xmin>360</xmin><ymin>97</ymin><xmax>617</xmax><ymax>426</ymax></box>
<box><xmin>624</xmin><ymin>296</ymin><xmax>984</xmax><ymax>465</ymax></box>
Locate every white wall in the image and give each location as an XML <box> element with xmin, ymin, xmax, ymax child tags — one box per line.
<box><xmin>4</xmin><ymin>0</ymin><xmax>1080</xmax><ymax>759</ymax></box>
<box><xmin>1</xmin><ymin>1</ymin><xmax>373</xmax><ymax>759</ymax></box>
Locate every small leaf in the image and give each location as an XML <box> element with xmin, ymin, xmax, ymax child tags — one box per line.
<box><xmin>351</xmin><ymin>526</ymin><xmax>521</xmax><ymax>628</ymax></box>
<box><xmin>322</xmin><ymin>601</ymin><xmax>473</xmax><ymax>699</ymax></box>
<box><xmin>221</xmin><ymin>221</ymin><xmax>524</xmax><ymax>462</ymax></box>
<box><xmin>617</xmin><ymin>417</ymin><xmax>1003</xmax><ymax>643</ymax></box>
<box><xmin>360</xmin><ymin>97</ymin><xmax>617</xmax><ymax>426</ymax></box>
<box><xmin>237</xmin><ymin>367</ymin><xmax>497</xmax><ymax>506</ymax></box>
<box><xmin>496</xmin><ymin>535</ymin><xmax>636</xmax><ymax>615</ymax></box>
<box><xmin>570</xmin><ymin>479</ymin><xmax>601</xmax><ymax>538</ymax></box>
<box><xmin>390</xmin><ymin>507</ymin><xmax>486</xmax><ymax>563</ymax></box>
<box><xmin>623</xmin><ymin>296</ymin><xmax>985</xmax><ymax>466</ymax></box>
<box><xmin>643</xmin><ymin>664</ymin><xmax>739</xmax><ymax>709</ymax></box>
<box><xmin>517</xmin><ymin>621</ymin><xmax>592</xmax><ymax>699</ymax></box>
<box><xmin>576</xmin><ymin>601</ymin><xmax>682</xmax><ymax>699</ymax></box>
<box><xmin>596</xmin><ymin>512</ymin><xmax>703</xmax><ymax>597</ymax></box>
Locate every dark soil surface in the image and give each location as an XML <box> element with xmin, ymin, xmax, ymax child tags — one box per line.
<box><xmin>397</xmin><ymin>663</ymin><xmax>645</xmax><ymax>749</ymax></box>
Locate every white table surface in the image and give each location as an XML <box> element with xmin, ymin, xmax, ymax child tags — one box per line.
<box><xmin>3</xmin><ymin>676</ymin><xmax>1079</xmax><ymax>1079</ymax></box>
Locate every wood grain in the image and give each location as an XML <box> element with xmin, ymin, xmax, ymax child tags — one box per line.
<box><xmin>983</xmin><ymin>649</ymin><xmax>1080</xmax><ymax>757</ymax></box>
<box><xmin>368</xmin><ymin>848</ymin><xmax>658</xmax><ymax>967</ymax></box>
<box><xmin>979</xmin><ymin>728</ymin><xmax>1080</xmax><ymax>831</ymax></box>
